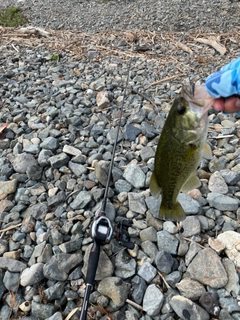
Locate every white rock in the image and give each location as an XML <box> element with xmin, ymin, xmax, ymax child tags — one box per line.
<box><xmin>96</xmin><ymin>91</ymin><xmax>110</xmax><ymax>109</ymax></box>
<box><xmin>0</xmin><ymin>180</ymin><xmax>18</xmax><ymax>200</ymax></box>
<box><xmin>217</xmin><ymin>231</ymin><xmax>240</xmax><ymax>267</ymax></box>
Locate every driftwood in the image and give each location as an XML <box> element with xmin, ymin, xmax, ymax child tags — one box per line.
<box><xmin>194</xmin><ymin>36</ymin><xmax>226</xmax><ymax>55</ymax></box>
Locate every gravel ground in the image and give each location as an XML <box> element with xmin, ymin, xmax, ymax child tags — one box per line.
<box><xmin>0</xmin><ymin>1</ymin><xmax>240</xmax><ymax>320</ymax></box>
<box><xmin>0</xmin><ymin>0</ymin><xmax>240</xmax><ymax>33</ymax></box>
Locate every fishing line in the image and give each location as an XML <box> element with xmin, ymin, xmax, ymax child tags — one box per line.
<box><xmin>101</xmin><ymin>57</ymin><xmax>133</xmax><ymax>213</ymax></box>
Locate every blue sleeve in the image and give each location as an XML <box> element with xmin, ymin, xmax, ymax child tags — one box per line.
<box><xmin>205</xmin><ymin>57</ymin><xmax>240</xmax><ymax>98</ymax></box>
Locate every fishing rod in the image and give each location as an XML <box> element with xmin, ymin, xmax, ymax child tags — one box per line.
<box><xmin>79</xmin><ymin>57</ymin><xmax>135</xmax><ymax>320</ymax></box>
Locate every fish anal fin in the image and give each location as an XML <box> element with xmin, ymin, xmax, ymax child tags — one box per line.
<box><xmin>159</xmin><ymin>201</ymin><xmax>185</xmax><ymax>221</ymax></box>
<box><xmin>150</xmin><ymin>171</ymin><xmax>162</xmax><ymax>198</ymax></box>
<box><xmin>202</xmin><ymin>142</ymin><xmax>212</xmax><ymax>160</ymax></box>
<box><xmin>181</xmin><ymin>173</ymin><xmax>201</xmax><ymax>192</ymax></box>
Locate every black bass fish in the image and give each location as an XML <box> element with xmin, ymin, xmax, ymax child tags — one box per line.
<box><xmin>150</xmin><ymin>84</ymin><xmax>213</xmax><ymax>221</ymax></box>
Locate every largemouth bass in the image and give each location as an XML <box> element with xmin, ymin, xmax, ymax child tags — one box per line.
<box><xmin>150</xmin><ymin>84</ymin><xmax>213</xmax><ymax>221</ymax></box>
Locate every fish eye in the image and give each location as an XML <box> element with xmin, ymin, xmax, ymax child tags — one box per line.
<box><xmin>177</xmin><ymin>104</ymin><xmax>186</xmax><ymax>115</ymax></box>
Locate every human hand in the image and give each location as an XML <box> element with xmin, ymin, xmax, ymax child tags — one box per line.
<box><xmin>205</xmin><ymin>57</ymin><xmax>240</xmax><ymax>113</ymax></box>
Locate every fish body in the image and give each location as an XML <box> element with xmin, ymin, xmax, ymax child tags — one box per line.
<box><xmin>150</xmin><ymin>84</ymin><xmax>213</xmax><ymax>221</ymax></box>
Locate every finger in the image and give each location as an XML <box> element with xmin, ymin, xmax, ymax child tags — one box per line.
<box><xmin>212</xmin><ymin>98</ymin><xmax>225</xmax><ymax>111</ymax></box>
<box><xmin>224</xmin><ymin>96</ymin><xmax>240</xmax><ymax>113</ymax></box>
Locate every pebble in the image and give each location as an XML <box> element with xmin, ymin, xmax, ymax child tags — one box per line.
<box><xmin>217</xmin><ymin>231</ymin><xmax>240</xmax><ymax>268</ymax></box>
<box><xmin>207</xmin><ymin>193</ymin><xmax>239</xmax><ymax>211</ymax></box>
<box><xmin>0</xmin><ymin>179</ymin><xmax>17</xmax><ymax>200</ymax></box>
<box><xmin>137</xmin><ymin>261</ymin><xmax>157</xmax><ymax>283</ymax></box>
<box><xmin>142</xmin><ymin>284</ymin><xmax>164</xmax><ymax>316</ymax></box>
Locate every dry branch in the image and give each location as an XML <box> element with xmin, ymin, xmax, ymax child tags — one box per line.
<box><xmin>194</xmin><ymin>37</ymin><xmax>226</xmax><ymax>55</ymax></box>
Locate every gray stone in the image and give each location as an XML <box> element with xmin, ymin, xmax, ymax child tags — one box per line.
<box><xmin>49</xmin><ymin>153</ymin><xmax>70</xmax><ymax>169</ymax></box>
<box><xmin>38</xmin><ymin>149</ymin><xmax>53</xmax><ymax>167</ymax></box>
<box><xmin>47</xmin><ymin>190</ymin><xmax>66</xmax><ymax>207</ymax></box>
<box><xmin>98</xmin><ymin>277</ymin><xmax>130</xmax><ymax>307</ymax></box>
<box><xmin>141</xmin><ymin>121</ymin><xmax>159</xmax><ymax>138</ymax></box>
<box><xmin>180</xmin><ymin>216</ymin><xmax>201</xmax><ymax>237</ymax></box>
<box><xmin>137</xmin><ymin>261</ymin><xmax>157</xmax><ymax>283</ymax></box>
<box><xmin>12</xmin><ymin>153</ymin><xmax>37</xmax><ymax>173</ymax></box>
<box><xmin>123</xmin><ymin>124</ymin><xmax>141</xmax><ymax>141</ymax></box>
<box><xmin>59</xmin><ymin>237</ymin><xmax>82</xmax><ymax>253</ymax></box>
<box><xmin>68</xmin><ymin>161</ymin><xmax>87</xmax><ymax>176</ymax></box>
<box><xmin>43</xmin><ymin>253</ymin><xmax>82</xmax><ymax>281</ymax></box>
<box><xmin>222</xmin><ymin>258</ymin><xmax>240</xmax><ymax>295</ymax></box>
<box><xmin>178</xmin><ymin>193</ymin><xmax>202</xmax><ymax>215</ymax></box>
<box><xmin>115</xmin><ymin>179</ymin><xmax>132</xmax><ymax>193</ymax></box>
<box><xmin>123</xmin><ymin>163</ymin><xmax>145</xmax><ymax>188</ymax></box>
<box><xmin>145</xmin><ymin>195</ymin><xmax>162</xmax><ymax>218</ymax></box>
<box><xmin>140</xmin><ymin>146</ymin><xmax>155</xmax><ymax>162</ymax></box>
<box><xmin>207</xmin><ymin>192</ymin><xmax>239</xmax><ymax>211</ymax></box>
<box><xmin>140</xmin><ymin>226</ymin><xmax>157</xmax><ymax>242</ymax></box>
<box><xmin>185</xmin><ymin>241</ymin><xmax>202</xmax><ymax>266</ymax></box>
<box><xmin>219</xmin><ymin>297</ymin><xmax>240</xmax><ymax>313</ymax></box>
<box><xmin>107</xmin><ymin>128</ymin><xmax>123</xmax><ymax>144</ymax></box>
<box><xmin>165</xmin><ymin>271</ymin><xmax>182</xmax><ymax>288</ymax></box>
<box><xmin>199</xmin><ymin>292</ymin><xmax>220</xmax><ymax>317</ymax></box>
<box><xmin>45</xmin><ymin>312</ymin><xmax>63</xmax><ymax>320</ymax></box>
<box><xmin>44</xmin><ymin>282</ymin><xmax>65</xmax><ymax>300</ymax></box>
<box><xmin>220</xmin><ymin>169</ymin><xmax>240</xmax><ymax>186</ymax></box>
<box><xmin>70</xmin><ymin>191</ymin><xmax>92</xmax><ymax>209</ymax></box>
<box><xmin>3</xmin><ymin>271</ymin><xmax>20</xmax><ymax>292</ymax></box>
<box><xmin>26</xmin><ymin>165</ymin><xmax>42</xmax><ymax>180</ymax></box>
<box><xmin>20</xmin><ymin>263</ymin><xmax>44</xmax><ymax>286</ymax></box>
<box><xmin>155</xmin><ymin>250</ymin><xmax>177</xmax><ymax>274</ymax></box>
<box><xmin>131</xmin><ymin>275</ymin><xmax>147</xmax><ymax>304</ymax></box>
<box><xmin>141</xmin><ymin>240</ymin><xmax>158</xmax><ymax>262</ymax></box>
<box><xmin>128</xmin><ymin>192</ymin><xmax>147</xmax><ymax>214</ymax></box>
<box><xmin>143</xmin><ymin>284</ymin><xmax>164</xmax><ymax>316</ymax></box>
<box><xmin>157</xmin><ymin>230</ymin><xmax>179</xmax><ymax>255</ymax></box>
<box><xmin>95</xmin><ymin>161</ymin><xmax>109</xmax><ymax>186</ymax></box>
<box><xmin>170</xmin><ymin>295</ymin><xmax>210</xmax><ymax>320</ymax></box>
<box><xmin>40</xmin><ymin>137</ymin><xmax>59</xmax><ymax>150</ymax></box>
<box><xmin>176</xmin><ymin>278</ymin><xmax>206</xmax><ymax>300</ymax></box>
<box><xmin>31</xmin><ymin>301</ymin><xmax>56</xmax><ymax>320</ymax></box>
<box><xmin>115</xmin><ymin>250</ymin><xmax>136</xmax><ymax>279</ymax></box>
<box><xmin>163</xmin><ymin>221</ymin><xmax>178</xmax><ymax>234</ymax></box>
<box><xmin>187</xmin><ymin>248</ymin><xmax>228</xmax><ymax>288</ymax></box>
<box><xmin>0</xmin><ymin>257</ymin><xmax>26</xmax><ymax>272</ymax></box>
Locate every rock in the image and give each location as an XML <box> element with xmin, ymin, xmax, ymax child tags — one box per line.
<box><xmin>140</xmin><ymin>226</ymin><xmax>157</xmax><ymax>242</ymax></box>
<box><xmin>157</xmin><ymin>230</ymin><xmax>179</xmax><ymax>255</ymax></box>
<box><xmin>98</xmin><ymin>277</ymin><xmax>130</xmax><ymax>307</ymax></box>
<box><xmin>176</xmin><ymin>278</ymin><xmax>206</xmax><ymax>300</ymax></box>
<box><xmin>180</xmin><ymin>216</ymin><xmax>201</xmax><ymax>237</ymax></box>
<box><xmin>68</xmin><ymin>161</ymin><xmax>87</xmax><ymax>176</ymax></box>
<box><xmin>40</xmin><ymin>137</ymin><xmax>59</xmax><ymax>150</ymax></box>
<box><xmin>123</xmin><ymin>163</ymin><xmax>145</xmax><ymax>188</ymax></box>
<box><xmin>143</xmin><ymin>284</ymin><xmax>164</xmax><ymax>317</ymax></box>
<box><xmin>0</xmin><ymin>257</ymin><xmax>26</xmax><ymax>272</ymax></box>
<box><xmin>217</xmin><ymin>231</ymin><xmax>240</xmax><ymax>268</ymax></box>
<box><xmin>44</xmin><ymin>282</ymin><xmax>65</xmax><ymax>300</ymax></box>
<box><xmin>31</xmin><ymin>301</ymin><xmax>56</xmax><ymax>320</ymax></box>
<box><xmin>131</xmin><ymin>275</ymin><xmax>147</xmax><ymax>304</ymax></box>
<box><xmin>137</xmin><ymin>261</ymin><xmax>157</xmax><ymax>283</ymax></box>
<box><xmin>208</xmin><ymin>171</ymin><xmax>228</xmax><ymax>194</ymax></box>
<box><xmin>140</xmin><ymin>146</ymin><xmax>155</xmax><ymax>162</ymax></box>
<box><xmin>48</xmin><ymin>153</ymin><xmax>70</xmax><ymax>169</ymax></box>
<box><xmin>12</xmin><ymin>153</ymin><xmax>37</xmax><ymax>173</ymax></box>
<box><xmin>178</xmin><ymin>193</ymin><xmax>202</xmax><ymax>215</ymax></box>
<box><xmin>20</xmin><ymin>263</ymin><xmax>44</xmax><ymax>286</ymax></box>
<box><xmin>185</xmin><ymin>241</ymin><xmax>202</xmax><ymax>266</ymax></box>
<box><xmin>38</xmin><ymin>149</ymin><xmax>53</xmax><ymax>167</ymax></box>
<box><xmin>123</xmin><ymin>124</ymin><xmax>141</xmax><ymax>141</ymax></box>
<box><xmin>207</xmin><ymin>192</ymin><xmax>239</xmax><ymax>211</ymax></box>
<box><xmin>3</xmin><ymin>271</ymin><xmax>20</xmax><ymax>292</ymax></box>
<box><xmin>26</xmin><ymin>165</ymin><xmax>42</xmax><ymax>180</ymax></box>
<box><xmin>170</xmin><ymin>295</ymin><xmax>210</xmax><ymax>320</ymax></box>
<box><xmin>199</xmin><ymin>292</ymin><xmax>220</xmax><ymax>316</ymax></box>
<box><xmin>187</xmin><ymin>248</ymin><xmax>228</xmax><ymax>288</ymax></box>
<box><xmin>70</xmin><ymin>191</ymin><xmax>92</xmax><ymax>210</ymax></box>
<box><xmin>62</xmin><ymin>145</ymin><xmax>81</xmax><ymax>157</ymax></box>
<box><xmin>220</xmin><ymin>169</ymin><xmax>240</xmax><ymax>186</ymax></box>
<box><xmin>222</xmin><ymin>258</ymin><xmax>240</xmax><ymax>295</ymax></box>
<box><xmin>0</xmin><ymin>179</ymin><xmax>17</xmax><ymax>200</ymax></box>
<box><xmin>82</xmin><ymin>245</ymin><xmax>114</xmax><ymax>280</ymax></box>
<box><xmin>96</xmin><ymin>91</ymin><xmax>110</xmax><ymax>109</ymax></box>
<box><xmin>45</xmin><ymin>312</ymin><xmax>63</xmax><ymax>320</ymax></box>
<box><xmin>115</xmin><ymin>250</ymin><xmax>136</xmax><ymax>279</ymax></box>
<box><xmin>155</xmin><ymin>250</ymin><xmax>177</xmax><ymax>274</ymax></box>
<box><xmin>0</xmin><ymin>200</ymin><xmax>14</xmax><ymax>213</ymax></box>
<box><xmin>128</xmin><ymin>192</ymin><xmax>147</xmax><ymax>214</ymax></box>
<box><xmin>43</xmin><ymin>253</ymin><xmax>82</xmax><ymax>281</ymax></box>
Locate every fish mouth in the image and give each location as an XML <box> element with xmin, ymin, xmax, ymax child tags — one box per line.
<box><xmin>182</xmin><ymin>83</ymin><xmax>214</xmax><ymax>114</ymax></box>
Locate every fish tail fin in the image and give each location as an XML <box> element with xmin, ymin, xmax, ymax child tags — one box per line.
<box><xmin>159</xmin><ymin>201</ymin><xmax>185</xmax><ymax>221</ymax></box>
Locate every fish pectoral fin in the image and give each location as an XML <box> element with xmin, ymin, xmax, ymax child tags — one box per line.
<box><xmin>150</xmin><ymin>171</ymin><xmax>162</xmax><ymax>198</ymax></box>
<box><xmin>181</xmin><ymin>173</ymin><xmax>201</xmax><ymax>192</ymax></box>
<box><xmin>160</xmin><ymin>201</ymin><xmax>185</xmax><ymax>221</ymax></box>
<box><xmin>202</xmin><ymin>142</ymin><xmax>212</xmax><ymax>160</ymax></box>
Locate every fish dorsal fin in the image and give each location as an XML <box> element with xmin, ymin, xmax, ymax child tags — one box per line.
<box><xmin>202</xmin><ymin>142</ymin><xmax>212</xmax><ymax>160</ymax></box>
<box><xmin>150</xmin><ymin>171</ymin><xmax>162</xmax><ymax>198</ymax></box>
<box><xmin>181</xmin><ymin>173</ymin><xmax>201</xmax><ymax>192</ymax></box>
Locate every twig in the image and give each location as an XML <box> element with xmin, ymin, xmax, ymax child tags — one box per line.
<box><xmin>131</xmin><ymin>88</ymin><xmax>160</xmax><ymax>113</ymax></box>
<box><xmin>11</xmin><ymin>43</ymin><xmax>19</xmax><ymax>52</ymax></box>
<box><xmin>183</xmin><ymin>237</ymin><xmax>205</xmax><ymax>249</ymax></box>
<box><xmin>212</xmin><ymin>134</ymin><xmax>234</xmax><ymax>139</ymax></box>
<box><xmin>158</xmin><ymin>271</ymin><xmax>171</xmax><ymax>289</ymax></box>
<box><xmin>150</xmin><ymin>74</ymin><xmax>184</xmax><ymax>86</ymax></box>
<box><xmin>126</xmin><ymin>299</ymin><xmax>143</xmax><ymax>311</ymax></box>
<box><xmin>0</xmin><ymin>223</ymin><xmax>22</xmax><ymax>233</ymax></box>
<box><xmin>65</xmin><ymin>308</ymin><xmax>79</xmax><ymax>320</ymax></box>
